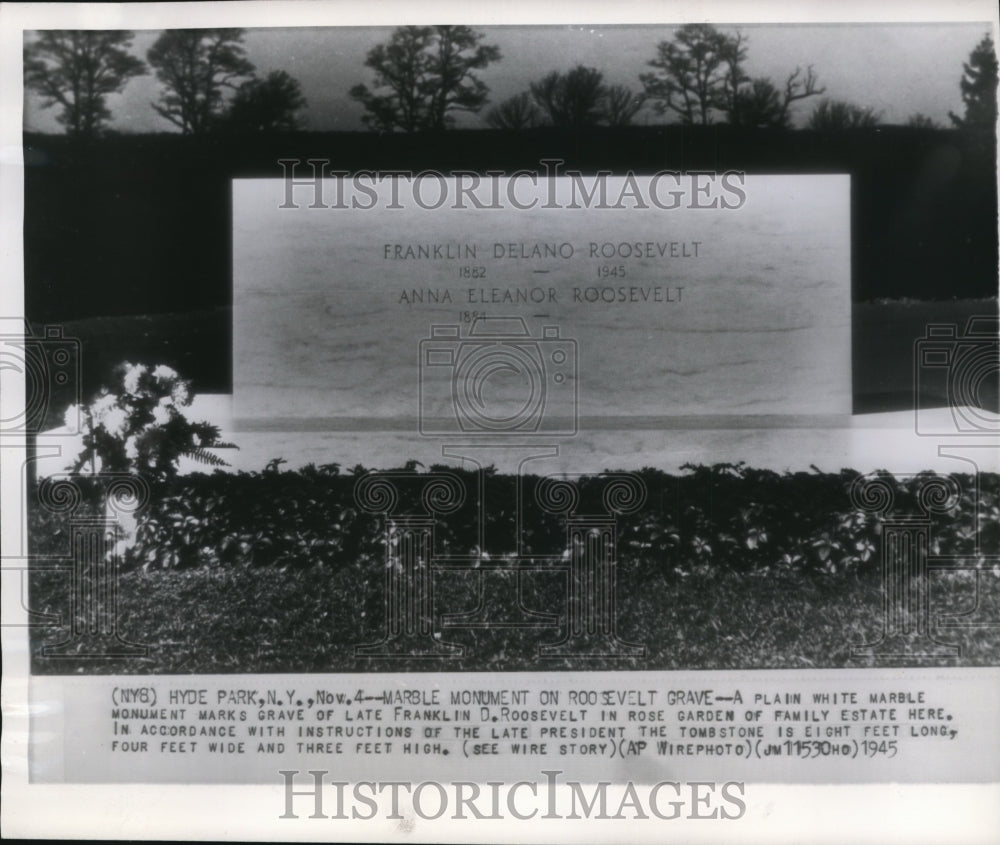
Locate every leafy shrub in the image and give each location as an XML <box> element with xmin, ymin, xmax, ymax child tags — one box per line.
<box><xmin>131</xmin><ymin>463</ymin><xmax>378</xmax><ymax>569</ymax></box>
<box><xmin>28</xmin><ymin>474</ymin><xmax>107</xmax><ymax>558</ymax></box>
<box><xmin>124</xmin><ymin>462</ymin><xmax>998</xmax><ymax>580</ymax></box>
<box><xmin>28</xmin><ymin>462</ymin><xmax>1000</xmax><ymax>673</ymax></box>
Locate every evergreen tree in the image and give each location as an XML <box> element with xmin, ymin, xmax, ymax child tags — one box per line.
<box><xmin>949</xmin><ymin>34</ymin><xmax>998</xmax><ymax>128</ymax></box>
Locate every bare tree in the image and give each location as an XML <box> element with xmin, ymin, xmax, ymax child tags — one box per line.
<box><xmin>147</xmin><ymin>29</ymin><xmax>255</xmax><ymax>134</ymax></box>
<box><xmin>24</xmin><ymin>31</ymin><xmax>146</xmax><ymax>137</ymax></box>
<box><xmin>717</xmin><ymin>30</ymin><xmax>749</xmax><ymax>125</ymax></box>
<box><xmin>490</xmin><ymin>77</ymin><xmax>644</xmax><ymax>129</ymax></box>
<box><xmin>350</xmin><ymin>26</ymin><xmax>500</xmax><ymax>132</ymax></box>
<box><xmin>486</xmin><ymin>92</ymin><xmax>540</xmax><ymax>129</ymax></box>
<box><xmin>808</xmin><ymin>99</ymin><xmax>882</xmax><ymax>130</ymax></box>
<box><xmin>530</xmin><ymin>65</ymin><xmax>607</xmax><ymax>128</ymax></box>
<box><xmin>733</xmin><ymin>66</ymin><xmax>825</xmax><ymax>128</ymax></box>
<box><xmin>905</xmin><ymin>112</ymin><xmax>939</xmax><ymax>129</ymax></box>
<box><xmin>774</xmin><ymin>66</ymin><xmax>825</xmax><ymax>126</ymax></box>
<box><xmin>642</xmin><ymin>25</ymin><xmax>824</xmax><ymax>127</ymax></box>
<box><xmin>602</xmin><ymin>84</ymin><xmax>647</xmax><ymax>126</ymax></box>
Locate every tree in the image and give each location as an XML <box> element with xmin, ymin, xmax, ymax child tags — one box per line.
<box><xmin>486</xmin><ymin>92</ymin><xmax>540</xmax><ymax>130</ymax></box>
<box><xmin>640</xmin><ymin>24</ymin><xmax>734</xmax><ymax>124</ymax></box>
<box><xmin>147</xmin><ymin>29</ymin><xmax>255</xmax><ymax>133</ymax></box>
<box><xmin>905</xmin><ymin>112</ymin><xmax>939</xmax><ymax>129</ymax></box>
<box><xmin>732</xmin><ymin>78</ymin><xmax>785</xmax><ymax>128</ymax></box>
<box><xmin>732</xmin><ymin>68</ymin><xmax>825</xmax><ymax>128</ymax></box>
<box><xmin>350</xmin><ymin>25</ymin><xmax>501</xmax><ymax>132</ymax></box>
<box><xmin>602</xmin><ymin>84</ymin><xmax>647</xmax><ymax>126</ymax></box>
<box><xmin>807</xmin><ymin>99</ymin><xmax>882</xmax><ymax>130</ymax></box>
<box><xmin>23</xmin><ymin>31</ymin><xmax>146</xmax><ymax>137</ymax></box>
<box><xmin>530</xmin><ymin>65</ymin><xmax>608</xmax><ymax>128</ymax></box>
<box><xmin>717</xmin><ymin>30</ymin><xmax>749</xmax><ymax>124</ymax></box>
<box><xmin>641</xmin><ymin>25</ymin><xmax>823</xmax><ymax>127</ymax></box>
<box><xmin>220</xmin><ymin>70</ymin><xmax>307</xmax><ymax>132</ymax></box>
<box><xmin>949</xmin><ymin>34</ymin><xmax>998</xmax><ymax>128</ymax></box>
<box><xmin>771</xmin><ymin>66</ymin><xmax>825</xmax><ymax>127</ymax></box>
<box><xmin>491</xmin><ymin>75</ymin><xmax>645</xmax><ymax>129</ymax></box>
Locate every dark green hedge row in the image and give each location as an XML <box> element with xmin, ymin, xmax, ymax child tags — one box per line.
<box><xmin>29</xmin><ymin>463</ymin><xmax>996</xmax><ymax>578</ymax></box>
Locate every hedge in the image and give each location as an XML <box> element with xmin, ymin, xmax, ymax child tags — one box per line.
<box><xmin>25</xmin><ymin>463</ymin><xmax>1000</xmax><ymax>673</ymax></box>
<box><xmin>32</xmin><ymin>463</ymin><xmax>984</xmax><ymax>578</ymax></box>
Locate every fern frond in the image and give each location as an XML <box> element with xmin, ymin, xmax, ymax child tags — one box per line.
<box><xmin>183</xmin><ymin>447</ymin><xmax>232</xmax><ymax>467</ymax></box>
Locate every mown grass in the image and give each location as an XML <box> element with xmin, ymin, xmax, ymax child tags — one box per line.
<box><xmin>29</xmin><ymin>561</ymin><xmax>1000</xmax><ymax>674</ymax></box>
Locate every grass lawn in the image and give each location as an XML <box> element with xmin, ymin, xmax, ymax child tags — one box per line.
<box><xmin>29</xmin><ymin>562</ymin><xmax>1000</xmax><ymax>674</ymax></box>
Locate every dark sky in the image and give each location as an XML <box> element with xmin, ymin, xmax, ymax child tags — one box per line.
<box><xmin>23</xmin><ymin>23</ymin><xmax>991</xmax><ymax>132</ymax></box>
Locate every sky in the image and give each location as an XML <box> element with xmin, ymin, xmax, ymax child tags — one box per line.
<box><xmin>22</xmin><ymin>23</ymin><xmax>993</xmax><ymax>132</ymax></box>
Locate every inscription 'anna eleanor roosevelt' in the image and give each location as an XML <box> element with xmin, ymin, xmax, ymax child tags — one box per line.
<box><xmin>396</xmin><ymin>286</ymin><xmax>685</xmax><ymax>305</ymax></box>
<box><xmin>383</xmin><ymin>241</ymin><xmax>703</xmax><ymax>260</ymax></box>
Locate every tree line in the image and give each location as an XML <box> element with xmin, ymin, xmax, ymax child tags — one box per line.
<box><xmin>25</xmin><ymin>29</ymin><xmax>305</xmax><ymax>137</ymax></box>
<box><xmin>24</xmin><ymin>25</ymin><xmax>998</xmax><ymax>138</ymax></box>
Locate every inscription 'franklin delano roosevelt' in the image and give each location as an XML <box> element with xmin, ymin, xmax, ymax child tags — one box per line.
<box><xmin>383</xmin><ymin>241</ymin><xmax>702</xmax><ymax>260</ymax></box>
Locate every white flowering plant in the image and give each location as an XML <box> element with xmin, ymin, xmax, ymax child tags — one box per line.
<box><xmin>66</xmin><ymin>362</ymin><xmax>235</xmax><ymax>479</ymax></box>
